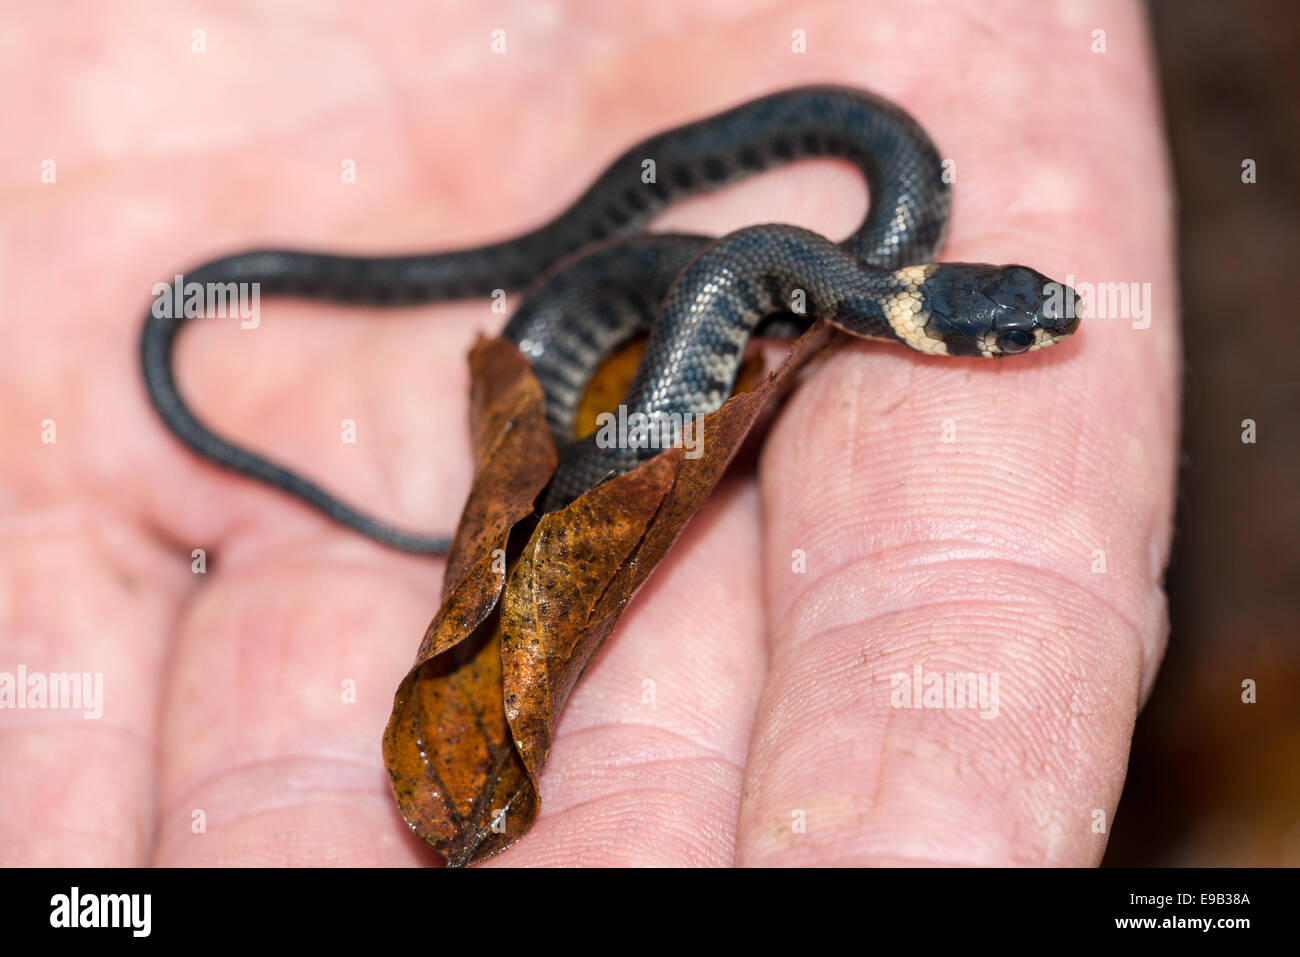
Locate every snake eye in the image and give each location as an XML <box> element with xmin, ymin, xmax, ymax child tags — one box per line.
<box><xmin>995</xmin><ymin>329</ymin><xmax>1034</xmax><ymax>354</ymax></box>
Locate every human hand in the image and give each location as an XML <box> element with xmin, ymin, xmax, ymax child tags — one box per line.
<box><xmin>0</xmin><ymin>0</ymin><xmax>1172</xmax><ymax>866</ymax></box>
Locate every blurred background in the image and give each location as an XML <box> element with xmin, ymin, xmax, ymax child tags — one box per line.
<box><xmin>1101</xmin><ymin>0</ymin><xmax>1299</xmax><ymax>866</ymax></box>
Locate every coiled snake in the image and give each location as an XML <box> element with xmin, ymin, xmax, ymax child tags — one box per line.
<box><xmin>140</xmin><ymin>86</ymin><xmax>1080</xmax><ymax>554</ymax></box>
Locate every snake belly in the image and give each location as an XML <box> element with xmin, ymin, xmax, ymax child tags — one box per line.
<box><xmin>140</xmin><ymin>86</ymin><xmax>1079</xmax><ymax>554</ymax></box>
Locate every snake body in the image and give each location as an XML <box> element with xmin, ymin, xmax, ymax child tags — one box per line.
<box><xmin>140</xmin><ymin>86</ymin><xmax>1079</xmax><ymax>554</ymax></box>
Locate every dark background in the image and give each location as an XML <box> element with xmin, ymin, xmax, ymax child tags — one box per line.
<box><xmin>1101</xmin><ymin>0</ymin><xmax>1298</xmax><ymax>866</ymax></box>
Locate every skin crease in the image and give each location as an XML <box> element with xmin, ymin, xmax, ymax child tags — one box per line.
<box><xmin>0</xmin><ymin>0</ymin><xmax>1175</xmax><ymax>866</ymax></box>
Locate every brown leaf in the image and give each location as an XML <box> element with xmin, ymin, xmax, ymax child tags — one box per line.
<box><xmin>500</xmin><ymin>452</ymin><xmax>681</xmax><ymax>774</ymax></box>
<box><xmin>495</xmin><ymin>323</ymin><xmax>835</xmax><ymax>785</ymax></box>
<box><xmin>382</xmin><ymin>335</ymin><xmax>555</xmax><ymax>865</ymax></box>
<box><xmin>383</xmin><ymin>622</ymin><xmax>539</xmax><ymax>866</ymax></box>
<box><xmin>384</xmin><ymin>323</ymin><xmax>836</xmax><ymax>865</ymax></box>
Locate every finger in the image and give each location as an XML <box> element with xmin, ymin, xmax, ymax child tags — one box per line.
<box><xmin>150</xmin><ymin>556</ymin><xmax>443</xmax><ymax>866</ymax></box>
<box><xmin>0</xmin><ymin>513</ymin><xmax>179</xmax><ymax>865</ymax></box>
<box><xmin>740</xmin><ymin>0</ymin><xmax>1176</xmax><ymax>865</ymax></box>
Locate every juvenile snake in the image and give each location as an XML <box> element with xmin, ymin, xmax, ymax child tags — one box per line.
<box><xmin>140</xmin><ymin>86</ymin><xmax>1080</xmax><ymax>554</ymax></box>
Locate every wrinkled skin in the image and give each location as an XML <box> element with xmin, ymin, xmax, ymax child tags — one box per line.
<box><xmin>0</xmin><ymin>0</ymin><xmax>1174</xmax><ymax>865</ymax></box>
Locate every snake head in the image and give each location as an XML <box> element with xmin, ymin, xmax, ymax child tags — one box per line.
<box><xmin>897</xmin><ymin>263</ymin><xmax>1082</xmax><ymax>357</ymax></box>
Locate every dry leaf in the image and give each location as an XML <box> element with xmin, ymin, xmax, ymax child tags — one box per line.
<box><xmin>382</xmin><ymin>337</ymin><xmax>554</xmax><ymax>864</ymax></box>
<box><xmin>385</xmin><ymin>323</ymin><xmax>835</xmax><ymax>865</ymax></box>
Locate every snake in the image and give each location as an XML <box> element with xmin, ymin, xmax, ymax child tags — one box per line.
<box><xmin>140</xmin><ymin>86</ymin><xmax>1080</xmax><ymax>554</ymax></box>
